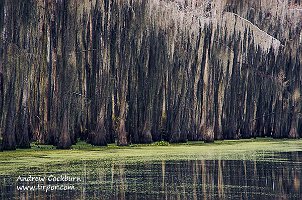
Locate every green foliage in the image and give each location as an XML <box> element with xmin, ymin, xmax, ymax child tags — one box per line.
<box><xmin>151</xmin><ymin>141</ymin><xmax>170</xmax><ymax>146</ymax></box>
<box><xmin>1</xmin><ymin>138</ymin><xmax>302</xmax><ymax>175</ymax></box>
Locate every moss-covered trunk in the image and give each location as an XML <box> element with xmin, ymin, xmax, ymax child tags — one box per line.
<box><xmin>1</xmin><ymin>0</ymin><xmax>302</xmax><ymax>150</ymax></box>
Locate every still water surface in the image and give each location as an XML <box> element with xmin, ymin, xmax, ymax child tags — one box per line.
<box><xmin>1</xmin><ymin>152</ymin><xmax>302</xmax><ymax>199</ymax></box>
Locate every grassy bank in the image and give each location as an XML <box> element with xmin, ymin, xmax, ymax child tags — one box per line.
<box><xmin>0</xmin><ymin>138</ymin><xmax>302</xmax><ymax>175</ymax></box>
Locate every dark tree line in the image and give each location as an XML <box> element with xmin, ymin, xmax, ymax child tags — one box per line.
<box><xmin>0</xmin><ymin>0</ymin><xmax>302</xmax><ymax>150</ymax></box>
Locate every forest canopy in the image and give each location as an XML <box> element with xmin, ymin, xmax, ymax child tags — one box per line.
<box><xmin>0</xmin><ymin>0</ymin><xmax>302</xmax><ymax>150</ymax></box>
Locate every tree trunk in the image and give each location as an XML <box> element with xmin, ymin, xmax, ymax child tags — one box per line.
<box><xmin>117</xmin><ymin>99</ymin><xmax>128</xmax><ymax>146</ymax></box>
<box><xmin>57</xmin><ymin>109</ymin><xmax>72</xmax><ymax>149</ymax></box>
<box><xmin>89</xmin><ymin>107</ymin><xmax>107</xmax><ymax>146</ymax></box>
<box><xmin>2</xmin><ymin>80</ymin><xmax>16</xmax><ymax>150</ymax></box>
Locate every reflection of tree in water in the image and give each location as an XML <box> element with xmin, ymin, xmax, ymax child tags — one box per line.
<box><xmin>107</xmin><ymin>156</ymin><xmax>301</xmax><ymax>199</ymax></box>
<box><xmin>1</xmin><ymin>153</ymin><xmax>302</xmax><ymax>199</ymax></box>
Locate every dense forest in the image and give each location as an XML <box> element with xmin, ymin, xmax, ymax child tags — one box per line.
<box><xmin>0</xmin><ymin>0</ymin><xmax>301</xmax><ymax>150</ymax></box>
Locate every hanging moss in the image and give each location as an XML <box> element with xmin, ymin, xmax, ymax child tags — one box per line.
<box><xmin>1</xmin><ymin>0</ymin><xmax>302</xmax><ymax>150</ymax></box>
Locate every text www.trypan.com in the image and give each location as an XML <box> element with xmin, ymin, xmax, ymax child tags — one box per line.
<box><xmin>17</xmin><ymin>184</ymin><xmax>76</xmax><ymax>192</ymax></box>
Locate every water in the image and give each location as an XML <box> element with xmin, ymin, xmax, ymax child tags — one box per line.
<box><xmin>1</xmin><ymin>152</ymin><xmax>302</xmax><ymax>199</ymax></box>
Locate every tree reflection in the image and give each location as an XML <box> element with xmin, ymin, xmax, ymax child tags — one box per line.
<box><xmin>1</xmin><ymin>152</ymin><xmax>302</xmax><ymax>199</ymax></box>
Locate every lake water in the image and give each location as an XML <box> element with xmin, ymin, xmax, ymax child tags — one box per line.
<box><xmin>1</xmin><ymin>152</ymin><xmax>302</xmax><ymax>199</ymax></box>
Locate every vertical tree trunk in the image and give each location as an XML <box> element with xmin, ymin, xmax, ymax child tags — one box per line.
<box><xmin>2</xmin><ymin>79</ymin><xmax>16</xmax><ymax>150</ymax></box>
<box><xmin>117</xmin><ymin>93</ymin><xmax>129</xmax><ymax>146</ymax></box>
<box><xmin>0</xmin><ymin>47</ymin><xmax>3</xmax><ymax>127</ymax></box>
<box><xmin>57</xmin><ymin>109</ymin><xmax>72</xmax><ymax>149</ymax></box>
<box><xmin>89</xmin><ymin>106</ymin><xmax>107</xmax><ymax>146</ymax></box>
<box><xmin>17</xmin><ymin>79</ymin><xmax>30</xmax><ymax>148</ymax></box>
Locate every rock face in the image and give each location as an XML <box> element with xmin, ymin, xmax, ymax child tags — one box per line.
<box><xmin>0</xmin><ymin>0</ymin><xmax>301</xmax><ymax>149</ymax></box>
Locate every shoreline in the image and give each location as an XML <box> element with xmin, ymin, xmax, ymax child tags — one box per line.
<box><xmin>1</xmin><ymin>138</ymin><xmax>302</xmax><ymax>175</ymax></box>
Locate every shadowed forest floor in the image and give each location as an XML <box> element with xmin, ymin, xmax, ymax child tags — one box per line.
<box><xmin>1</xmin><ymin>138</ymin><xmax>302</xmax><ymax>175</ymax></box>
